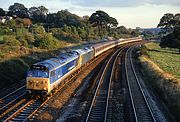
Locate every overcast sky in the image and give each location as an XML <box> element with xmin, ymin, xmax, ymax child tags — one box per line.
<box><xmin>1</xmin><ymin>0</ymin><xmax>179</xmax><ymax>28</ymax></box>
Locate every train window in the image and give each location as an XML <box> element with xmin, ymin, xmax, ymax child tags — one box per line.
<box><xmin>27</xmin><ymin>70</ymin><xmax>49</xmax><ymax>78</ymax></box>
<box><xmin>50</xmin><ymin>70</ymin><xmax>55</xmax><ymax>77</ymax></box>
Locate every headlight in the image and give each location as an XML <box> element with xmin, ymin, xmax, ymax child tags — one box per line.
<box><xmin>41</xmin><ymin>81</ymin><xmax>47</xmax><ymax>84</ymax></box>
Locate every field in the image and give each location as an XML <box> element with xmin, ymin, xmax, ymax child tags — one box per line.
<box><xmin>144</xmin><ymin>42</ymin><xmax>180</xmax><ymax>78</ymax></box>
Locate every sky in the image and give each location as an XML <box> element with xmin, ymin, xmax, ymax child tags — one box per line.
<box><xmin>0</xmin><ymin>0</ymin><xmax>179</xmax><ymax>29</ymax></box>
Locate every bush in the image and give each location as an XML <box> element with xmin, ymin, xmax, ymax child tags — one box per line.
<box><xmin>32</xmin><ymin>25</ymin><xmax>45</xmax><ymax>34</ymax></box>
<box><xmin>16</xmin><ymin>35</ymin><xmax>28</xmax><ymax>47</ymax></box>
<box><xmin>34</xmin><ymin>33</ymin><xmax>58</xmax><ymax>49</ymax></box>
<box><xmin>24</xmin><ymin>32</ymin><xmax>35</xmax><ymax>45</ymax></box>
<box><xmin>0</xmin><ymin>27</ymin><xmax>12</xmax><ymax>35</ymax></box>
<box><xmin>54</xmin><ymin>32</ymin><xmax>81</xmax><ymax>43</ymax></box>
<box><xmin>3</xmin><ymin>35</ymin><xmax>20</xmax><ymax>46</ymax></box>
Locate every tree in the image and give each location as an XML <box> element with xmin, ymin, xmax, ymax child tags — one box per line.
<box><xmin>29</xmin><ymin>6</ymin><xmax>48</xmax><ymax>22</ymax></box>
<box><xmin>53</xmin><ymin>10</ymin><xmax>84</xmax><ymax>27</ymax></box>
<box><xmin>158</xmin><ymin>13</ymin><xmax>180</xmax><ymax>53</ymax></box>
<box><xmin>131</xmin><ymin>30</ymin><xmax>139</xmax><ymax>37</ymax></box>
<box><xmin>117</xmin><ymin>26</ymin><xmax>129</xmax><ymax>34</ymax></box>
<box><xmin>38</xmin><ymin>6</ymin><xmax>48</xmax><ymax>16</ymax></box>
<box><xmin>173</xmin><ymin>27</ymin><xmax>180</xmax><ymax>53</ymax></box>
<box><xmin>0</xmin><ymin>8</ymin><xmax>5</xmax><ymax>16</ymax></box>
<box><xmin>89</xmin><ymin>10</ymin><xmax>109</xmax><ymax>28</ymax></box>
<box><xmin>89</xmin><ymin>10</ymin><xmax>119</xmax><ymax>38</ymax></box>
<box><xmin>158</xmin><ymin>13</ymin><xmax>180</xmax><ymax>34</ymax></box>
<box><xmin>142</xmin><ymin>31</ymin><xmax>154</xmax><ymax>39</ymax></box>
<box><xmin>108</xmin><ymin>17</ymin><xmax>118</xmax><ymax>28</ymax></box>
<box><xmin>89</xmin><ymin>10</ymin><xmax>110</xmax><ymax>37</ymax></box>
<box><xmin>8</xmin><ymin>3</ymin><xmax>29</xmax><ymax>18</ymax></box>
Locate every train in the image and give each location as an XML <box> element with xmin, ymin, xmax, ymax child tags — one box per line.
<box><xmin>26</xmin><ymin>37</ymin><xmax>142</xmax><ymax>99</ymax></box>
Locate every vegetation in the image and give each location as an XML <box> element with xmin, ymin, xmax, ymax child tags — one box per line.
<box><xmin>158</xmin><ymin>13</ymin><xmax>180</xmax><ymax>53</ymax></box>
<box><xmin>0</xmin><ymin>2</ymin><xmax>138</xmax><ymax>49</ymax></box>
<box><xmin>143</xmin><ymin>42</ymin><xmax>180</xmax><ymax>78</ymax></box>
<box><xmin>0</xmin><ymin>2</ymin><xmax>140</xmax><ymax>59</ymax></box>
<box><xmin>139</xmin><ymin>42</ymin><xmax>180</xmax><ymax>121</ymax></box>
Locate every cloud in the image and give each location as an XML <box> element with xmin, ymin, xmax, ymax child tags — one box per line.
<box><xmin>67</xmin><ymin>0</ymin><xmax>180</xmax><ymax>7</ymax></box>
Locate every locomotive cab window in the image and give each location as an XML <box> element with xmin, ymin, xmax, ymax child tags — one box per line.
<box><xmin>50</xmin><ymin>70</ymin><xmax>56</xmax><ymax>77</ymax></box>
<box><xmin>27</xmin><ymin>70</ymin><xmax>49</xmax><ymax>78</ymax></box>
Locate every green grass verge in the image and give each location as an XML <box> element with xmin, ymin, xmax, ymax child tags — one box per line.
<box><xmin>144</xmin><ymin>42</ymin><xmax>180</xmax><ymax>78</ymax></box>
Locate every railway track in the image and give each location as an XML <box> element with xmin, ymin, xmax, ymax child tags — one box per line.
<box><xmin>3</xmin><ymin>98</ymin><xmax>44</xmax><ymax>122</ymax></box>
<box><xmin>0</xmin><ymin>85</ymin><xmax>26</xmax><ymax>118</ymax></box>
<box><xmin>84</xmin><ymin>46</ymin><xmax>127</xmax><ymax>122</ymax></box>
<box><xmin>0</xmin><ymin>85</ymin><xmax>26</xmax><ymax>108</ymax></box>
<box><xmin>125</xmin><ymin>46</ymin><xmax>156</xmax><ymax>122</ymax></box>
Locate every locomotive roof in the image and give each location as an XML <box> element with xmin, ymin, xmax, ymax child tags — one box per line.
<box><xmin>73</xmin><ymin>47</ymin><xmax>93</xmax><ymax>55</ymax></box>
<box><xmin>33</xmin><ymin>51</ymin><xmax>78</xmax><ymax>70</ymax></box>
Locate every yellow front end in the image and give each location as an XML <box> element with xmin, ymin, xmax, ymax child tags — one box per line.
<box><xmin>26</xmin><ymin>77</ymin><xmax>50</xmax><ymax>93</ymax></box>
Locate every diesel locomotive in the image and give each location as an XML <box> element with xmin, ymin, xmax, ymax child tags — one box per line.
<box><xmin>26</xmin><ymin>37</ymin><xmax>142</xmax><ymax>99</ymax></box>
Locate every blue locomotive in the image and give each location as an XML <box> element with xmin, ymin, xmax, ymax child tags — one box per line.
<box><xmin>26</xmin><ymin>37</ymin><xmax>142</xmax><ymax>99</ymax></box>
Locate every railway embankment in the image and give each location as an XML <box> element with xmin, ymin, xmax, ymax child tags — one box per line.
<box><xmin>138</xmin><ymin>42</ymin><xmax>180</xmax><ymax>121</ymax></box>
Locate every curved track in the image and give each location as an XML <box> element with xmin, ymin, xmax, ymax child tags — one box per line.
<box><xmin>85</xmin><ymin>46</ymin><xmax>128</xmax><ymax>122</ymax></box>
<box><xmin>125</xmin><ymin>46</ymin><xmax>156</xmax><ymax>122</ymax></box>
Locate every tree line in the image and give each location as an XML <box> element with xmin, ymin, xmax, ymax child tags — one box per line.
<box><xmin>0</xmin><ymin>3</ymin><xmax>140</xmax><ymax>50</ymax></box>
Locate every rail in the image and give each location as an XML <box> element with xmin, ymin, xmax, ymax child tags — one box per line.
<box><xmin>125</xmin><ymin>46</ymin><xmax>156</xmax><ymax>122</ymax></box>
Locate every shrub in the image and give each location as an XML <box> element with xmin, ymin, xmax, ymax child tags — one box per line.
<box><xmin>16</xmin><ymin>35</ymin><xmax>28</xmax><ymax>47</ymax></box>
<box><xmin>32</xmin><ymin>25</ymin><xmax>45</xmax><ymax>34</ymax></box>
<box><xmin>3</xmin><ymin>35</ymin><xmax>20</xmax><ymax>46</ymax></box>
<box><xmin>34</xmin><ymin>33</ymin><xmax>58</xmax><ymax>49</ymax></box>
<box><xmin>24</xmin><ymin>32</ymin><xmax>35</xmax><ymax>45</ymax></box>
<box><xmin>0</xmin><ymin>27</ymin><xmax>12</xmax><ymax>35</ymax></box>
<box><xmin>54</xmin><ymin>32</ymin><xmax>81</xmax><ymax>43</ymax></box>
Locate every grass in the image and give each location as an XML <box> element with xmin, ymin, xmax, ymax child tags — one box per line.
<box><xmin>144</xmin><ymin>42</ymin><xmax>180</xmax><ymax>78</ymax></box>
<box><xmin>139</xmin><ymin>42</ymin><xmax>180</xmax><ymax>121</ymax></box>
